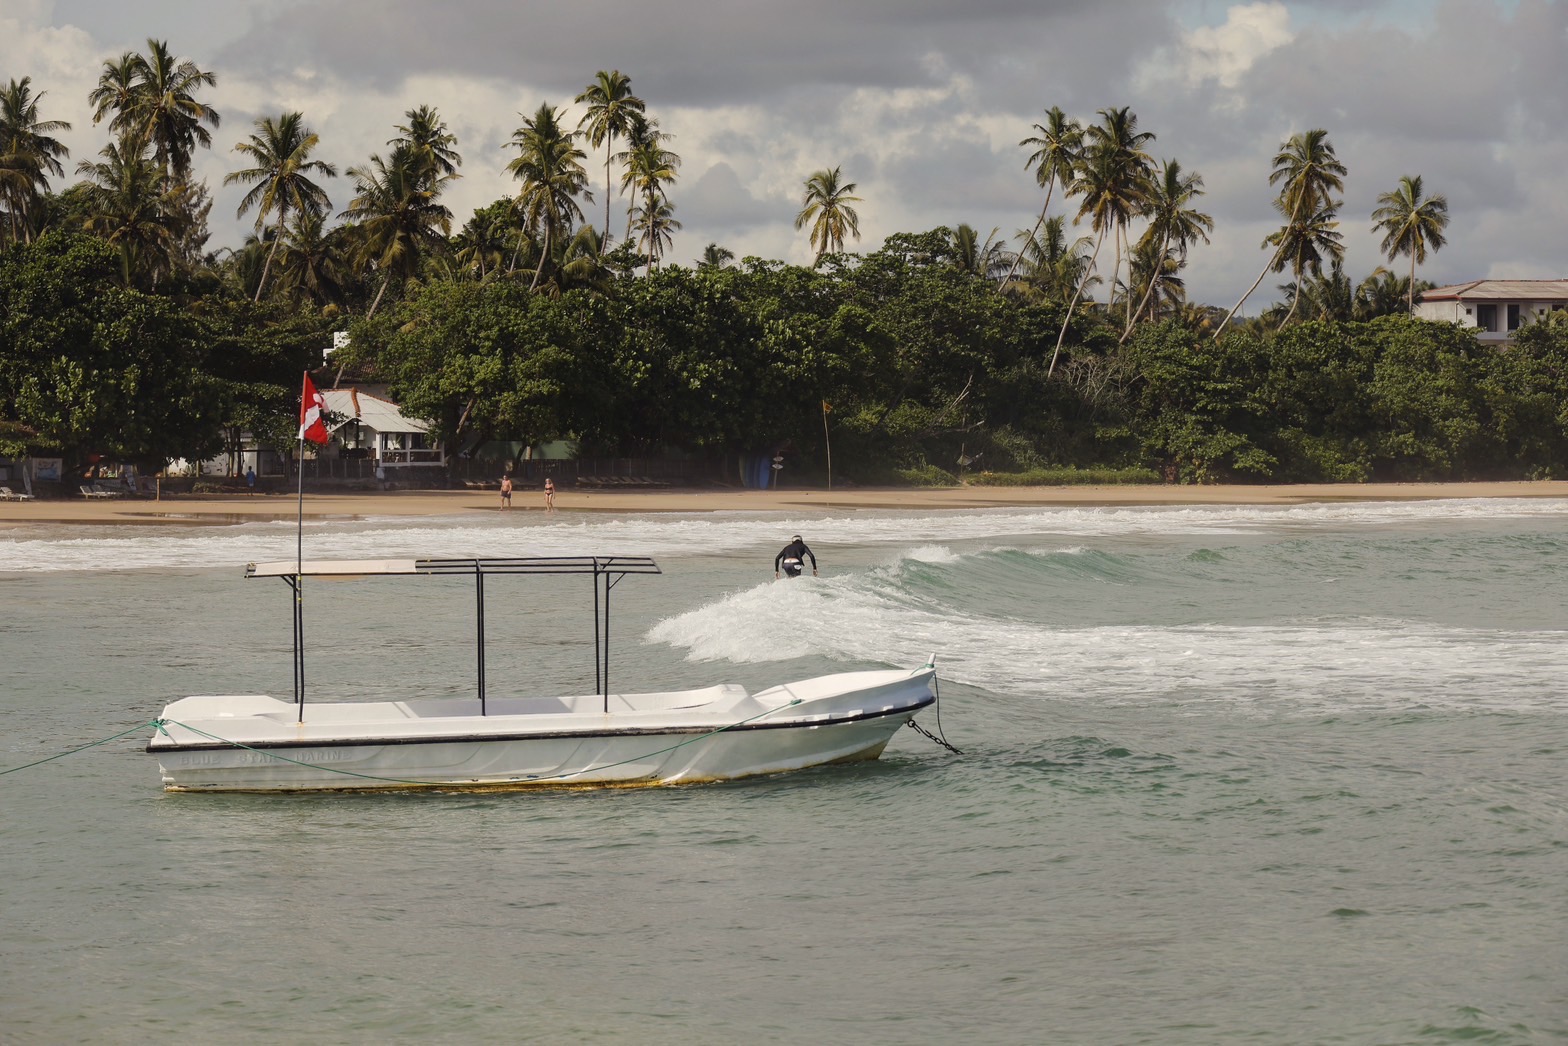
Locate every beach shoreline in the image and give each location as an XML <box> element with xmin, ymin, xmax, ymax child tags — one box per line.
<box><xmin>3</xmin><ymin>480</ymin><xmax>1567</xmax><ymax>527</ymax></box>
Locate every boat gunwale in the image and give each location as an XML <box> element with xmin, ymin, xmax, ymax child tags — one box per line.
<box><xmin>146</xmin><ymin>694</ymin><xmax>936</xmax><ymax>754</ymax></box>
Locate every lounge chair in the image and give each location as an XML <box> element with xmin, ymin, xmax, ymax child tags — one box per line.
<box><xmin>79</xmin><ymin>484</ymin><xmax>115</xmax><ymax>499</ymax></box>
<box><xmin>0</xmin><ymin>486</ymin><xmax>32</xmax><ymax>501</ymax></box>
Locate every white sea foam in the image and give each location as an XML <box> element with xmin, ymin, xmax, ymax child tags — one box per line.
<box><xmin>6</xmin><ymin>497</ymin><xmax>1568</xmax><ymax>574</ymax></box>
<box><xmin>645</xmin><ymin>555</ymin><xmax>1568</xmax><ymax>717</ymax></box>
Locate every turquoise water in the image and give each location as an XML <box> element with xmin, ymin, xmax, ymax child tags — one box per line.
<box><xmin>3</xmin><ymin>500</ymin><xmax>1566</xmax><ymax>1043</ymax></box>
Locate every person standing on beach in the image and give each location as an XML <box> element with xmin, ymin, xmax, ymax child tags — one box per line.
<box><xmin>245</xmin><ymin>466</ymin><xmax>256</xmax><ymax>495</ymax></box>
<box><xmin>500</xmin><ymin>474</ymin><xmax>512</xmax><ymax>510</ymax></box>
<box><xmin>544</xmin><ymin>476</ymin><xmax>556</xmax><ymax>511</ymax></box>
<box><xmin>775</xmin><ymin>535</ymin><xmax>818</xmax><ymax>578</ymax></box>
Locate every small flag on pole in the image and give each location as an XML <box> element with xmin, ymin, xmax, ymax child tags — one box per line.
<box><xmin>299</xmin><ymin>373</ymin><xmax>329</xmax><ymax>444</ymax></box>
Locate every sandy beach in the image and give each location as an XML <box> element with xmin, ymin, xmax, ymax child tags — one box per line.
<box><xmin>3</xmin><ymin>480</ymin><xmax>1568</xmax><ymax>526</ymax></box>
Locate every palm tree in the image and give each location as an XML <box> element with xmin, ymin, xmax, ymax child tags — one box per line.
<box><xmin>632</xmin><ymin>196</ymin><xmax>681</xmax><ymax>270</ymax></box>
<box><xmin>1049</xmin><ymin>112</ymin><xmax>1154</xmax><ymax>375</ymax></box>
<box><xmin>1126</xmin><ymin>238</ymin><xmax>1186</xmax><ymax>322</ymax></box>
<box><xmin>506</xmin><ymin>103</ymin><xmax>591</xmax><ymax>291</ymax></box>
<box><xmin>1004</xmin><ymin>105</ymin><xmax>1081</xmax><ymax>287</ymax></box>
<box><xmin>1084</xmin><ymin>107</ymin><xmax>1156</xmax><ymax>326</ymax></box>
<box><xmin>951</xmin><ymin>224</ymin><xmax>1009</xmax><ymax>280</ymax></box>
<box><xmin>1123</xmin><ymin>158</ymin><xmax>1211</xmax><ymax>339</ymax></box>
<box><xmin>87</xmin><ymin>52</ymin><xmax>141</xmax><ymax>137</ymax></box>
<box><xmin>454</xmin><ymin>203</ymin><xmax>517</xmax><ymax>281</ymax></box>
<box><xmin>1264</xmin><ymin>198</ymin><xmax>1344</xmax><ymax>327</ymax></box>
<box><xmin>1355</xmin><ymin>267</ymin><xmax>1413</xmax><ymax>320</ymax></box>
<box><xmin>1290</xmin><ymin>258</ymin><xmax>1354</xmax><ymax>322</ymax></box>
<box><xmin>0</xmin><ymin>77</ymin><xmax>71</xmax><ymax>243</ymax></box>
<box><xmin>1371</xmin><ymin>174</ymin><xmax>1449</xmax><ymax>313</ymax></box>
<box><xmin>76</xmin><ymin>138</ymin><xmax>184</xmax><ymax>286</ymax></box>
<box><xmin>225</xmin><ymin>111</ymin><xmax>337</xmax><ymax>302</ymax></box>
<box><xmin>341</xmin><ymin>143</ymin><xmax>454</xmax><ymax>315</ymax></box>
<box><xmin>575</xmin><ymin>70</ymin><xmax>644</xmax><ymax>249</ymax></box>
<box><xmin>1013</xmin><ymin>215</ymin><xmax>1097</xmax><ymax>302</ymax></box>
<box><xmin>1215</xmin><ymin>128</ymin><xmax>1346</xmax><ymax>339</ymax></box>
<box><xmin>274</xmin><ymin>209</ymin><xmax>348</xmax><ymax>308</ymax></box>
<box><xmin>795</xmin><ymin>165</ymin><xmax>862</xmax><ymax>264</ymax></box>
<box><xmin>698</xmin><ymin>243</ymin><xmax>734</xmax><ymax>269</ymax></box>
<box><xmin>390</xmin><ymin>105</ymin><xmax>462</xmax><ymax>181</ymax></box>
<box><xmin>620</xmin><ymin>130</ymin><xmax>680</xmax><ymax>274</ymax></box>
<box><xmin>123</xmin><ymin>39</ymin><xmax>220</xmax><ymax>180</ymax></box>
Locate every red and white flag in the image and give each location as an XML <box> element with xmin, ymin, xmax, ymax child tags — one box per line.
<box><xmin>299</xmin><ymin>372</ymin><xmax>329</xmax><ymax>444</ymax></box>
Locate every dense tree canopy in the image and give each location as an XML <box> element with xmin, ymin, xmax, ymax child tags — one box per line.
<box><xmin>3</xmin><ymin>50</ymin><xmax>1563</xmax><ymax>489</ymax></box>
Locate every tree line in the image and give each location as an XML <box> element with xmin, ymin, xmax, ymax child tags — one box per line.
<box><xmin>7</xmin><ymin>40</ymin><xmax>1563</xmax><ymax>488</ymax></box>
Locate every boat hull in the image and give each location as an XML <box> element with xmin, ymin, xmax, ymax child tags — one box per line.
<box><xmin>148</xmin><ymin>668</ymin><xmax>936</xmax><ymax>793</ymax></box>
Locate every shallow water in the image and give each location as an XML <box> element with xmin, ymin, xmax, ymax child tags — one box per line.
<box><xmin>3</xmin><ymin>500</ymin><xmax>1566</xmax><ymax>1043</ymax></box>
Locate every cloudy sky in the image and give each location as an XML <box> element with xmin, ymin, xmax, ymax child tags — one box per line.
<box><xmin>4</xmin><ymin>0</ymin><xmax>1561</xmax><ymax>308</ymax></box>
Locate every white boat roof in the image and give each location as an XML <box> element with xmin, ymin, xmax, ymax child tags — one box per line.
<box><xmin>247</xmin><ymin>556</ymin><xmax>661</xmax><ymax>578</ymax></box>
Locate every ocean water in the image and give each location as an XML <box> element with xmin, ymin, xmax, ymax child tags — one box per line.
<box><xmin>2</xmin><ymin>499</ymin><xmax>1566</xmax><ymax>1044</ymax></box>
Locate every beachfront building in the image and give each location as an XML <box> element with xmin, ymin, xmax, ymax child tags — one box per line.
<box><xmin>319</xmin><ymin>387</ymin><xmax>444</xmax><ymax>476</ymax></box>
<box><xmin>1415</xmin><ymin>280</ymin><xmax>1568</xmax><ymax>343</ymax></box>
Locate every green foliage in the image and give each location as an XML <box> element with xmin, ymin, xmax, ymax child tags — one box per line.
<box><xmin>0</xmin><ymin>231</ymin><xmax>224</xmax><ymax>466</ymax></box>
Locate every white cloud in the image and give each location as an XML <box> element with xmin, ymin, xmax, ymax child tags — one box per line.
<box><xmin>1151</xmin><ymin>1</ymin><xmax>1294</xmax><ymax>91</ymax></box>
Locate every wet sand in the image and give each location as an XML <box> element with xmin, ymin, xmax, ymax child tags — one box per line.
<box><xmin>3</xmin><ymin>481</ymin><xmax>1567</xmax><ymax>527</ymax></box>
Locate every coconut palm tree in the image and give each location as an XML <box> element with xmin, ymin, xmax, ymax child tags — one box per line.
<box><xmin>1355</xmin><ymin>267</ymin><xmax>1413</xmax><ymax>320</ymax></box>
<box><xmin>0</xmin><ymin>77</ymin><xmax>71</xmax><ymax>243</ymax></box>
<box><xmin>1048</xmin><ymin>114</ymin><xmax>1153</xmax><ymax>375</ymax></box>
<box><xmin>1005</xmin><ymin>105</ymin><xmax>1082</xmax><ymax>287</ymax></box>
<box><xmin>454</xmin><ymin>203</ymin><xmax>517</xmax><ymax>281</ymax></box>
<box><xmin>795</xmin><ymin>165</ymin><xmax>862</xmax><ymax>265</ymax></box>
<box><xmin>122</xmin><ymin>39</ymin><xmax>220</xmax><ymax>180</ymax></box>
<box><xmin>76</xmin><ymin>138</ymin><xmax>185</xmax><ymax>286</ymax></box>
<box><xmin>506</xmin><ymin>103</ymin><xmax>591</xmax><ymax>291</ymax></box>
<box><xmin>1123</xmin><ymin>158</ymin><xmax>1211</xmax><ymax>339</ymax></box>
<box><xmin>274</xmin><ymin>209</ymin><xmax>348</xmax><ymax>308</ymax></box>
<box><xmin>1215</xmin><ymin>128</ymin><xmax>1345</xmax><ymax>339</ymax></box>
<box><xmin>632</xmin><ymin>196</ymin><xmax>681</xmax><ymax>271</ymax></box>
<box><xmin>575</xmin><ymin>70</ymin><xmax>644</xmax><ymax>250</ymax></box>
<box><xmin>1371</xmin><ymin>174</ymin><xmax>1449</xmax><ymax>313</ymax></box>
<box><xmin>1264</xmin><ymin>198</ymin><xmax>1344</xmax><ymax>327</ymax></box>
<box><xmin>698</xmin><ymin>243</ymin><xmax>734</xmax><ymax>269</ymax></box>
<box><xmin>225</xmin><ymin>111</ymin><xmax>337</xmax><ymax>302</ymax></box>
<box><xmin>1288</xmin><ymin>258</ymin><xmax>1355</xmax><ymax>322</ymax></box>
<box><xmin>87</xmin><ymin>52</ymin><xmax>142</xmax><ymax>137</ymax></box>
<box><xmin>341</xmin><ymin>143</ymin><xmax>454</xmax><ymax>315</ymax></box>
<box><xmin>620</xmin><ymin>129</ymin><xmax>680</xmax><ymax>274</ymax></box>
<box><xmin>950</xmin><ymin>224</ymin><xmax>1010</xmax><ymax>280</ymax></box>
<box><xmin>1083</xmin><ymin>107</ymin><xmax>1155</xmax><ymax>325</ymax></box>
<box><xmin>390</xmin><ymin>105</ymin><xmax>462</xmax><ymax>181</ymax></box>
<box><xmin>1013</xmin><ymin>215</ymin><xmax>1097</xmax><ymax>302</ymax></box>
<box><xmin>1125</xmin><ymin>238</ymin><xmax>1186</xmax><ymax>322</ymax></box>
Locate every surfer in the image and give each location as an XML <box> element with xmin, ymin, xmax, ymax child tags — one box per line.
<box><xmin>775</xmin><ymin>535</ymin><xmax>818</xmax><ymax>579</ymax></box>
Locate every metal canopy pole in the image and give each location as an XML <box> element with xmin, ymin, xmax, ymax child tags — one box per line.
<box><xmin>476</xmin><ymin>566</ymin><xmax>487</xmax><ymax>714</ymax></box>
<box><xmin>592</xmin><ymin>565</ymin><xmax>602</xmax><ymax>700</ymax></box>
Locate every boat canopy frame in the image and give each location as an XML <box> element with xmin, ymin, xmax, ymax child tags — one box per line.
<box><xmin>247</xmin><ymin>556</ymin><xmax>662</xmax><ymax>720</ymax></box>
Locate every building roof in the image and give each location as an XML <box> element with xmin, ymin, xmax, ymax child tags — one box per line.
<box><xmin>321</xmin><ymin>388</ymin><xmax>430</xmax><ymax>435</ymax></box>
<box><xmin>1420</xmin><ymin>279</ymin><xmax>1568</xmax><ymax>302</ymax></box>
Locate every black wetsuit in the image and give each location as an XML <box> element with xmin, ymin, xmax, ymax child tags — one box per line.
<box><xmin>775</xmin><ymin>539</ymin><xmax>817</xmax><ymax>577</ymax></box>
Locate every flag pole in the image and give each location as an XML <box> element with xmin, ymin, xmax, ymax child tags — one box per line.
<box><xmin>296</xmin><ymin>374</ymin><xmax>307</xmax><ymax>719</ymax></box>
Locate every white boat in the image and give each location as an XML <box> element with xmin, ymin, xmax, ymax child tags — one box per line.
<box><xmin>147</xmin><ymin>556</ymin><xmax>940</xmax><ymax>792</ymax></box>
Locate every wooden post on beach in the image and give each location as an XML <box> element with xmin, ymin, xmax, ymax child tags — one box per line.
<box><xmin>822</xmin><ymin>400</ymin><xmax>833</xmax><ymax>492</ymax></box>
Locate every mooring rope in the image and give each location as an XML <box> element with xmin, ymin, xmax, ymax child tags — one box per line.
<box><xmin>0</xmin><ymin>720</ymin><xmax>164</xmax><ymax>777</ymax></box>
<box><xmin>907</xmin><ymin>670</ymin><xmax>962</xmax><ymax>755</ymax></box>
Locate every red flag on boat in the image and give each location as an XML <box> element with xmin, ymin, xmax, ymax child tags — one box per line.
<box><xmin>299</xmin><ymin>373</ymin><xmax>329</xmax><ymax>444</ymax></box>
